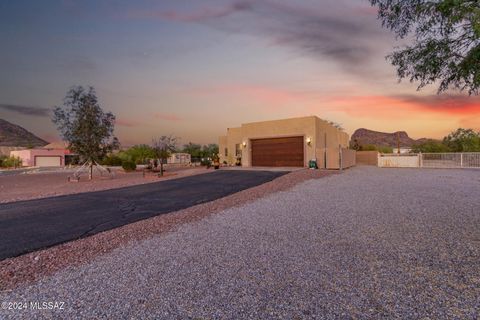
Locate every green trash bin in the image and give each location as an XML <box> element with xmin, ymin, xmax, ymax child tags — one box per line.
<box><xmin>308</xmin><ymin>159</ymin><xmax>318</xmax><ymax>169</ymax></box>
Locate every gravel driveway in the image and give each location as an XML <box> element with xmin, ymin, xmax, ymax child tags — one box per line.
<box><xmin>1</xmin><ymin>166</ymin><xmax>479</xmax><ymax>319</ymax></box>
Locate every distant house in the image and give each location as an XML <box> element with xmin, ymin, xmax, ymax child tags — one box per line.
<box><xmin>167</xmin><ymin>153</ymin><xmax>191</xmax><ymax>164</ymax></box>
<box><xmin>392</xmin><ymin>147</ymin><xmax>412</xmax><ymax>154</ymax></box>
<box><xmin>10</xmin><ymin>142</ymin><xmax>72</xmax><ymax>167</ymax></box>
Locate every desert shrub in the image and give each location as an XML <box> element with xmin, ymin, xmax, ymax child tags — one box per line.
<box><xmin>377</xmin><ymin>146</ymin><xmax>393</xmax><ymax>154</ymax></box>
<box><xmin>0</xmin><ymin>156</ymin><xmax>22</xmax><ymax>168</ymax></box>
<box><xmin>122</xmin><ymin>160</ymin><xmax>136</xmax><ymax>172</ymax></box>
<box><xmin>411</xmin><ymin>140</ymin><xmax>451</xmax><ymax>153</ymax></box>
<box><xmin>123</xmin><ymin>144</ymin><xmax>156</xmax><ymax>164</ymax></box>
<box><xmin>102</xmin><ymin>155</ymin><xmax>123</xmax><ymax>166</ymax></box>
<box><xmin>360</xmin><ymin>144</ymin><xmax>378</xmax><ymax>151</ymax></box>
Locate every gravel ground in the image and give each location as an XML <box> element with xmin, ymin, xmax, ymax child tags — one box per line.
<box><xmin>0</xmin><ymin>166</ymin><xmax>208</xmax><ymax>203</ymax></box>
<box><xmin>1</xmin><ymin>166</ymin><xmax>479</xmax><ymax>319</ymax></box>
<box><xmin>0</xmin><ymin>169</ymin><xmax>331</xmax><ymax>290</ymax></box>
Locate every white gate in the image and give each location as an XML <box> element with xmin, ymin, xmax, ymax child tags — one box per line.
<box><xmin>378</xmin><ymin>153</ymin><xmax>480</xmax><ymax>168</ymax></box>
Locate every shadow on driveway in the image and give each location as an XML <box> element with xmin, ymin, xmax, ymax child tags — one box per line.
<box><xmin>0</xmin><ymin>170</ymin><xmax>287</xmax><ymax>260</ymax></box>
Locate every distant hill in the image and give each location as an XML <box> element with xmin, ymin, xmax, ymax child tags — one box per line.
<box><xmin>0</xmin><ymin>118</ymin><xmax>48</xmax><ymax>147</ymax></box>
<box><xmin>351</xmin><ymin>128</ymin><xmax>430</xmax><ymax>147</ymax></box>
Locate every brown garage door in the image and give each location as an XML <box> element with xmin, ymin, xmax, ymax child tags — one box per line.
<box><xmin>251</xmin><ymin>136</ymin><xmax>304</xmax><ymax>167</ymax></box>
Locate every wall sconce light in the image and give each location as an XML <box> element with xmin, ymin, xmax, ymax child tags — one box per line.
<box><xmin>242</xmin><ymin>141</ymin><xmax>247</xmax><ymax>148</ymax></box>
<box><xmin>306</xmin><ymin>137</ymin><xmax>312</xmax><ymax>146</ymax></box>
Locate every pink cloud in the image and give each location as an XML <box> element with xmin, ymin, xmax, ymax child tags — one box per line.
<box><xmin>153</xmin><ymin>113</ymin><xmax>182</xmax><ymax>121</ymax></box>
<box><xmin>116</xmin><ymin>118</ymin><xmax>142</xmax><ymax>127</ymax></box>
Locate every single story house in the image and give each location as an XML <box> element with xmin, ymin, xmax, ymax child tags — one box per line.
<box><xmin>219</xmin><ymin>116</ymin><xmax>355</xmax><ymax>169</ymax></box>
<box><xmin>10</xmin><ymin>142</ymin><xmax>72</xmax><ymax>167</ymax></box>
<box><xmin>167</xmin><ymin>153</ymin><xmax>191</xmax><ymax>164</ymax></box>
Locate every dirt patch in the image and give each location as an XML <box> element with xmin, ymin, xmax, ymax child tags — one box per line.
<box><xmin>0</xmin><ymin>169</ymin><xmax>336</xmax><ymax>290</ymax></box>
<box><xmin>0</xmin><ymin>166</ymin><xmax>209</xmax><ymax>203</ymax></box>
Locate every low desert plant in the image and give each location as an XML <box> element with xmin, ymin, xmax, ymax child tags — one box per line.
<box><xmin>102</xmin><ymin>155</ymin><xmax>123</xmax><ymax>166</ymax></box>
<box><xmin>0</xmin><ymin>156</ymin><xmax>22</xmax><ymax>168</ymax></box>
<box><xmin>122</xmin><ymin>160</ymin><xmax>136</xmax><ymax>172</ymax></box>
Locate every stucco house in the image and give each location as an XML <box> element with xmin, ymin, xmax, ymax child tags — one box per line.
<box><xmin>10</xmin><ymin>142</ymin><xmax>72</xmax><ymax>167</ymax></box>
<box><xmin>219</xmin><ymin>116</ymin><xmax>355</xmax><ymax>169</ymax></box>
<box><xmin>167</xmin><ymin>153</ymin><xmax>191</xmax><ymax>164</ymax></box>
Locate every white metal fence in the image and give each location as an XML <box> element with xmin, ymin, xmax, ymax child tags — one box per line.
<box><xmin>378</xmin><ymin>153</ymin><xmax>480</xmax><ymax>168</ymax></box>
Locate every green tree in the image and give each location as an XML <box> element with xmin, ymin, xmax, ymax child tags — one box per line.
<box><xmin>411</xmin><ymin>139</ymin><xmax>451</xmax><ymax>153</ymax></box>
<box><xmin>370</xmin><ymin>0</ymin><xmax>480</xmax><ymax>94</ymax></box>
<box><xmin>152</xmin><ymin>135</ymin><xmax>178</xmax><ymax>176</ymax></box>
<box><xmin>52</xmin><ymin>86</ymin><xmax>119</xmax><ymax>179</ymax></box>
<box><xmin>443</xmin><ymin>128</ymin><xmax>480</xmax><ymax>151</ymax></box>
<box><xmin>202</xmin><ymin>144</ymin><xmax>219</xmax><ymax>159</ymax></box>
<box><xmin>124</xmin><ymin>144</ymin><xmax>156</xmax><ymax>164</ymax></box>
<box><xmin>182</xmin><ymin>142</ymin><xmax>203</xmax><ymax>159</ymax></box>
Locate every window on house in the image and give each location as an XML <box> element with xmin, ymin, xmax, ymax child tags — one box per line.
<box><xmin>235</xmin><ymin>144</ymin><xmax>241</xmax><ymax>157</ymax></box>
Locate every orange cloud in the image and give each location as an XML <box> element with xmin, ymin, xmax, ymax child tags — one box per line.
<box><xmin>321</xmin><ymin>94</ymin><xmax>480</xmax><ymax>118</ymax></box>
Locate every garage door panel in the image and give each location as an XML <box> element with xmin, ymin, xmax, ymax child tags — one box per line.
<box><xmin>35</xmin><ymin>156</ymin><xmax>61</xmax><ymax>167</ymax></box>
<box><xmin>251</xmin><ymin>136</ymin><xmax>304</xmax><ymax>167</ymax></box>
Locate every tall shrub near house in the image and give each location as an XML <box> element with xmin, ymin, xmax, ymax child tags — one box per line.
<box><xmin>52</xmin><ymin>86</ymin><xmax>119</xmax><ymax>180</ymax></box>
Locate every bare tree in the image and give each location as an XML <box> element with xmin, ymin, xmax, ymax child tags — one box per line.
<box><xmin>152</xmin><ymin>135</ymin><xmax>178</xmax><ymax>176</ymax></box>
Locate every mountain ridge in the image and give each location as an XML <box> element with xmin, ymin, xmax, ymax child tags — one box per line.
<box><xmin>0</xmin><ymin>118</ymin><xmax>48</xmax><ymax>147</ymax></box>
<box><xmin>351</xmin><ymin>128</ymin><xmax>431</xmax><ymax>147</ymax></box>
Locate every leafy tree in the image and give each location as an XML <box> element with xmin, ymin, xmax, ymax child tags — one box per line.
<box><xmin>443</xmin><ymin>128</ymin><xmax>480</xmax><ymax>151</ymax></box>
<box><xmin>370</xmin><ymin>0</ymin><xmax>480</xmax><ymax>94</ymax></box>
<box><xmin>152</xmin><ymin>135</ymin><xmax>178</xmax><ymax>176</ymax></box>
<box><xmin>411</xmin><ymin>139</ymin><xmax>451</xmax><ymax>153</ymax></box>
<box><xmin>202</xmin><ymin>144</ymin><xmax>219</xmax><ymax>159</ymax></box>
<box><xmin>52</xmin><ymin>86</ymin><xmax>119</xmax><ymax>179</ymax></box>
<box><xmin>182</xmin><ymin>142</ymin><xmax>203</xmax><ymax>159</ymax></box>
<box><xmin>124</xmin><ymin>144</ymin><xmax>156</xmax><ymax>164</ymax></box>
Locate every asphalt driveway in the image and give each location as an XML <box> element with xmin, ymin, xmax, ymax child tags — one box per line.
<box><xmin>0</xmin><ymin>170</ymin><xmax>287</xmax><ymax>260</ymax></box>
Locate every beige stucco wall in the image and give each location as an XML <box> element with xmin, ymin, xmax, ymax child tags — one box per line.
<box><xmin>356</xmin><ymin>151</ymin><xmax>379</xmax><ymax>166</ymax></box>
<box><xmin>241</xmin><ymin>117</ymin><xmax>316</xmax><ymax>167</ymax></box>
<box><xmin>341</xmin><ymin>149</ymin><xmax>356</xmax><ymax>168</ymax></box>
<box><xmin>219</xmin><ymin>116</ymin><xmax>351</xmax><ymax>168</ymax></box>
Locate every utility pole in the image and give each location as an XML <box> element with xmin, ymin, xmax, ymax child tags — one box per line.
<box><xmin>397</xmin><ymin>132</ymin><xmax>400</xmax><ymax>154</ymax></box>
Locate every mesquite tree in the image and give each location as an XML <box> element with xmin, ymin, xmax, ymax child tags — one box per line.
<box><xmin>152</xmin><ymin>135</ymin><xmax>178</xmax><ymax>176</ymax></box>
<box><xmin>52</xmin><ymin>86</ymin><xmax>119</xmax><ymax>179</ymax></box>
<box><xmin>370</xmin><ymin>0</ymin><xmax>480</xmax><ymax>94</ymax></box>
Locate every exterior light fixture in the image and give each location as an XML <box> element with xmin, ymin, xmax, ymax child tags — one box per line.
<box><xmin>242</xmin><ymin>141</ymin><xmax>247</xmax><ymax>148</ymax></box>
<box><xmin>306</xmin><ymin>137</ymin><xmax>312</xmax><ymax>145</ymax></box>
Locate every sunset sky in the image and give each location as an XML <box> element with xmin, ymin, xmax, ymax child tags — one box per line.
<box><xmin>1</xmin><ymin>0</ymin><xmax>479</xmax><ymax>146</ymax></box>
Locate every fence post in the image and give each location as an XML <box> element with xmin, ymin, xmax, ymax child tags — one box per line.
<box><xmin>460</xmin><ymin>153</ymin><xmax>463</xmax><ymax>167</ymax></box>
<box><xmin>419</xmin><ymin>153</ymin><xmax>422</xmax><ymax>168</ymax></box>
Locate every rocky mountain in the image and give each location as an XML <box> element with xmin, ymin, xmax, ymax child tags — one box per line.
<box><xmin>351</xmin><ymin>128</ymin><xmax>429</xmax><ymax>147</ymax></box>
<box><xmin>0</xmin><ymin>118</ymin><xmax>48</xmax><ymax>147</ymax></box>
